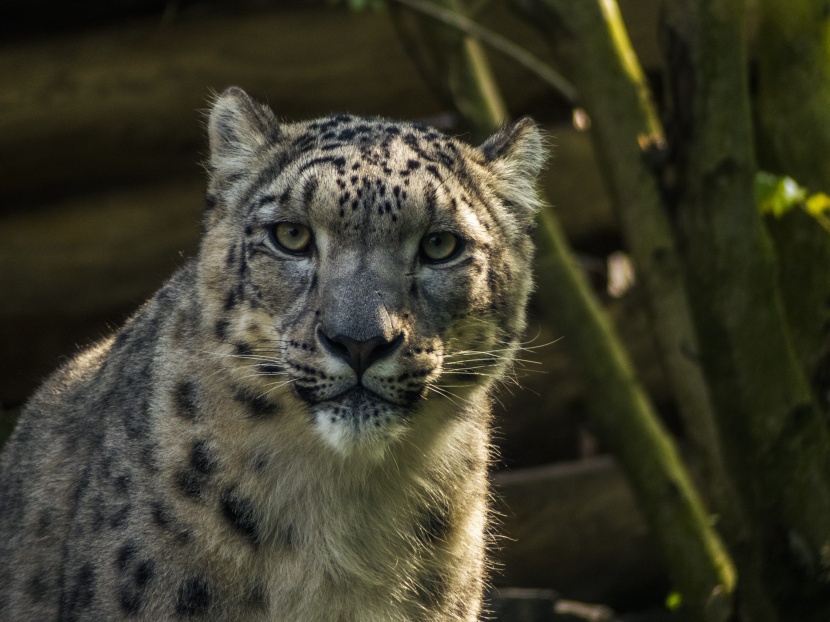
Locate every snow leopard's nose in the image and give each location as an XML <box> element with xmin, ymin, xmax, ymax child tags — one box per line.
<box><xmin>317</xmin><ymin>327</ymin><xmax>404</xmax><ymax>379</ymax></box>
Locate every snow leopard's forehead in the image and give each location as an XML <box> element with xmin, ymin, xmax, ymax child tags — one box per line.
<box><xmin>239</xmin><ymin>114</ymin><xmax>502</xmax><ymax>250</ymax></box>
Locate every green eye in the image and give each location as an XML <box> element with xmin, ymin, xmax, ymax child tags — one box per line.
<box><xmin>420</xmin><ymin>231</ymin><xmax>462</xmax><ymax>263</ymax></box>
<box><xmin>271</xmin><ymin>222</ymin><xmax>313</xmax><ymax>254</ymax></box>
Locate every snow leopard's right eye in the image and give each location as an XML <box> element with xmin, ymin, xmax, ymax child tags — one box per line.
<box><xmin>420</xmin><ymin>231</ymin><xmax>463</xmax><ymax>263</ymax></box>
<box><xmin>270</xmin><ymin>222</ymin><xmax>313</xmax><ymax>255</ymax></box>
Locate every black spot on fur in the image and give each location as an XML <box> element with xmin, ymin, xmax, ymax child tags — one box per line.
<box><xmin>214</xmin><ymin>318</ymin><xmax>230</xmax><ymax>340</ymax></box>
<box><xmin>297</xmin><ymin>155</ymin><xmax>348</xmax><ymax>176</ymax></box>
<box><xmin>191</xmin><ymin>441</ymin><xmax>217</xmax><ymax>475</ymax></box>
<box><xmin>224</xmin><ymin>289</ymin><xmax>238</xmax><ymax>310</ymax></box>
<box><xmin>134</xmin><ymin>560</ymin><xmax>155</xmax><ymax>589</ymax></box>
<box><xmin>118</xmin><ymin>558</ymin><xmax>155</xmax><ymax>614</ymax></box>
<box><xmin>26</xmin><ymin>573</ymin><xmax>48</xmax><ymax>602</ymax></box>
<box><xmin>416</xmin><ymin>502</ymin><xmax>451</xmax><ymax>545</ymax></box>
<box><xmin>233</xmin><ymin>387</ymin><xmax>280</xmax><ymax>419</ymax></box>
<box><xmin>338</xmin><ymin>128</ymin><xmax>357</xmax><ymax>141</ymax></box>
<box><xmin>110</xmin><ymin>503</ymin><xmax>131</xmax><ymax>529</ymax></box>
<box><xmin>115</xmin><ymin>542</ymin><xmax>137</xmax><ymax>572</ymax></box>
<box><xmin>119</xmin><ymin>586</ymin><xmax>142</xmax><ymax>615</ymax></box>
<box><xmin>424</xmin><ymin>185</ymin><xmax>437</xmax><ymax>215</ymax></box>
<box><xmin>252</xmin><ymin>193</ymin><xmax>276</xmax><ymax>211</ymax></box>
<box><xmin>90</xmin><ymin>504</ymin><xmax>106</xmax><ymax>533</ymax></box>
<box><xmin>175</xmin><ymin>470</ymin><xmax>204</xmax><ymax>499</ymax></box>
<box><xmin>114</xmin><ymin>473</ymin><xmax>131</xmax><ymax>495</ymax></box>
<box><xmin>61</xmin><ymin>563</ymin><xmax>96</xmax><ymax>621</ymax></box>
<box><xmin>151</xmin><ymin>502</ymin><xmax>171</xmax><ymax>529</ymax></box>
<box><xmin>486</xmin><ymin>266</ymin><xmax>502</xmax><ymax>299</ymax></box>
<box><xmin>176</xmin><ymin>576</ymin><xmax>212</xmax><ymax>616</ymax></box>
<box><xmin>258</xmin><ymin>363</ymin><xmax>284</xmax><ymax>375</ymax></box>
<box><xmin>174</xmin><ymin>381</ymin><xmax>199</xmax><ymax>420</ymax></box>
<box><xmin>220</xmin><ymin>488</ymin><xmax>260</xmax><ymax>547</ymax></box>
<box><xmin>301</xmin><ymin>175</ymin><xmax>320</xmax><ymax>206</ymax></box>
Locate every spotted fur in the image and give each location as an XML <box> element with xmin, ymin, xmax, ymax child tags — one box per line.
<box><xmin>0</xmin><ymin>87</ymin><xmax>545</xmax><ymax>621</ymax></box>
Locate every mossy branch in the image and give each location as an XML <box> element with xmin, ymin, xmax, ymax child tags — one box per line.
<box><xmin>389</xmin><ymin>0</ymin><xmax>577</xmax><ymax>103</ymax></box>
<box><xmin>507</xmin><ymin>0</ymin><xmax>736</xmax><ymax>522</ymax></box>
<box><xmin>533</xmin><ymin>208</ymin><xmax>736</xmax><ymax>622</ymax></box>
<box><xmin>388</xmin><ymin>0</ymin><xmax>507</xmax><ymax>141</ymax></box>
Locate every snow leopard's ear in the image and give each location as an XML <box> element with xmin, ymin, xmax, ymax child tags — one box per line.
<box><xmin>478</xmin><ymin>117</ymin><xmax>547</xmax><ymax>221</ymax></box>
<box><xmin>208</xmin><ymin>86</ymin><xmax>280</xmax><ymax>175</ymax></box>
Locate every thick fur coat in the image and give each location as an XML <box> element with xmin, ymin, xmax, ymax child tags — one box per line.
<box><xmin>0</xmin><ymin>87</ymin><xmax>545</xmax><ymax>621</ymax></box>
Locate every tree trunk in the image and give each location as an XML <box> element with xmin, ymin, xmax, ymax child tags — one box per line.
<box><xmin>508</xmin><ymin>0</ymin><xmax>738</xmax><ymax>535</ymax></box>
<box><xmin>662</xmin><ymin>0</ymin><xmax>830</xmax><ymax>618</ymax></box>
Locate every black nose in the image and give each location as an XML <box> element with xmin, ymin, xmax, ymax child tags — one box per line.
<box><xmin>316</xmin><ymin>327</ymin><xmax>404</xmax><ymax>379</ymax></box>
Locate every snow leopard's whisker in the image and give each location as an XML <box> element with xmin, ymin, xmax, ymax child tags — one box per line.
<box><xmin>446</xmin><ymin>345</ymin><xmax>554</xmax><ymax>358</ymax></box>
<box><xmin>443</xmin><ymin>369</ymin><xmax>498</xmax><ymax>378</ymax></box>
<box><xmin>441</xmin><ymin>357</ymin><xmax>518</xmax><ymax>366</ymax></box>
<box><xmin>237</xmin><ymin>370</ymin><xmax>292</xmax><ymax>385</ymax></box>
<box><xmin>263</xmin><ymin>378</ymin><xmax>297</xmax><ymax>392</ymax></box>
<box><xmin>442</xmin><ymin>367</ymin><xmax>498</xmax><ymax>374</ymax></box>
<box><xmin>423</xmin><ymin>384</ymin><xmax>465</xmax><ymax>407</ymax></box>
<box><xmin>448</xmin><ymin>366</ymin><xmax>545</xmax><ymax>378</ymax></box>
<box><xmin>201</xmin><ymin>349</ymin><xmax>282</xmax><ymax>364</ymax></box>
<box><xmin>227</xmin><ymin>354</ymin><xmax>283</xmax><ymax>363</ymax></box>
<box><xmin>436</xmin><ymin>383</ymin><xmax>476</xmax><ymax>388</ymax></box>
<box><xmin>444</xmin><ymin>337</ymin><xmax>560</xmax><ymax>357</ymax></box>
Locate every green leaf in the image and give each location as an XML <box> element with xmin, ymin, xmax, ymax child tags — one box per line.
<box><xmin>665</xmin><ymin>591</ymin><xmax>683</xmax><ymax>611</ymax></box>
<box><xmin>755</xmin><ymin>171</ymin><xmax>806</xmax><ymax>218</ymax></box>
<box><xmin>805</xmin><ymin>192</ymin><xmax>830</xmax><ymax>216</ymax></box>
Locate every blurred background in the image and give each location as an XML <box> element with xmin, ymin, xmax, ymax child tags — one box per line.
<box><xmin>3</xmin><ymin>1</ymin><xmax>812</xmax><ymax>620</ymax></box>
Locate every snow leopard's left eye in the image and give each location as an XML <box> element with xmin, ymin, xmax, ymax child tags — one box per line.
<box><xmin>420</xmin><ymin>231</ymin><xmax>463</xmax><ymax>263</ymax></box>
<box><xmin>270</xmin><ymin>222</ymin><xmax>313</xmax><ymax>255</ymax></box>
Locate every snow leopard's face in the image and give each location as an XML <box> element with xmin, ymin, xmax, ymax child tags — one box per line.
<box><xmin>200</xmin><ymin>88</ymin><xmax>544</xmax><ymax>454</ymax></box>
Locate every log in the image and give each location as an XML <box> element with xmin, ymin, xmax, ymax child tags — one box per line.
<box><xmin>0</xmin><ymin>179</ymin><xmax>203</xmax><ymax>403</ymax></box>
<box><xmin>0</xmin><ymin>180</ymin><xmax>203</xmax><ymax>317</ymax></box>
<box><xmin>0</xmin><ymin>8</ymin><xmax>432</xmax><ymax>205</ymax></box>
<box><xmin>0</xmin><ymin>5</ymin><xmax>533</xmax><ymax>206</ymax></box>
<box><xmin>0</xmin><ymin>2</ymin><xmax>662</xmax><ymax>208</ymax></box>
<box><xmin>492</xmin><ymin>457</ymin><xmax>665</xmax><ymax>607</ymax></box>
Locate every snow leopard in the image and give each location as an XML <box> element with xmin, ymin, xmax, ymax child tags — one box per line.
<box><xmin>0</xmin><ymin>86</ymin><xmax>545</xmax><ymax>621</ymax></box>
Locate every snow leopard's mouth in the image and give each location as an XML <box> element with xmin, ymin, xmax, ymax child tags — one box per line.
<box><xmin>308</xmin><ymin>385</ymin><xmax>417</xmax><ymax>453</ymax></box>
<box><xmin>292</xmin><ymin>370</ymin><xmax>426</xmax><ymax>409</ymax></box>
<box><xmin>318</xmin><ymin>385</ymin><xmax>416</xmax><ymax>412</ymax></box>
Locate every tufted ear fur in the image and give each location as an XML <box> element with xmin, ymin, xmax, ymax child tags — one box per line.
<box><xmin>208</xmin><ymin>86</ymin><xmax>280</xmax><ymax>176</ymax></box>
<box><xmin>478</xmin><ymin>117</ymin><xmax>547</xmax><ymax>221</ymax></box>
